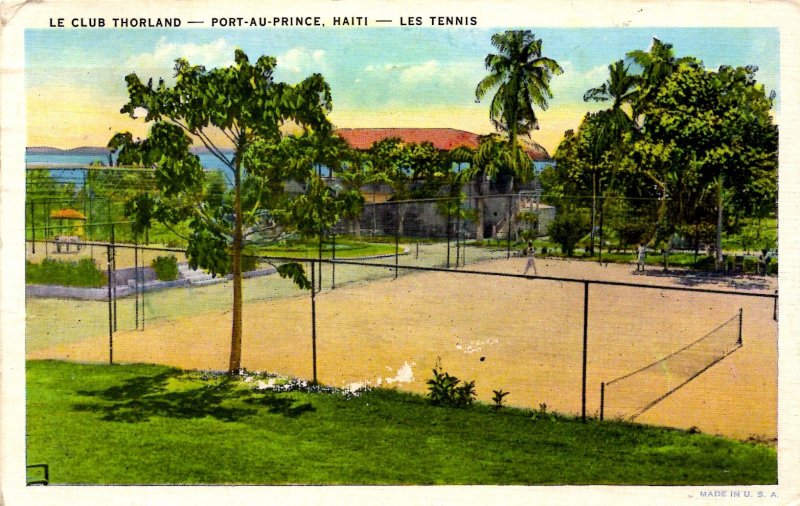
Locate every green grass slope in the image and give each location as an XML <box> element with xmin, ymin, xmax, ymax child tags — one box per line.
<box><xmin>26</xmin><ymin>360</ymin><xmax>776</xmax><ymax>485</ymax></box>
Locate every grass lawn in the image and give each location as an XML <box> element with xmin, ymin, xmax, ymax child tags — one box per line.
<box><xmin>27</xmin><ymin>360</ymin><xmax>776</xmax><ymax>485</ymax></box>
<box><xmin>257</xmin><ymin>238</ymin><xmax>398</xmax><ymax>259</ymax></box>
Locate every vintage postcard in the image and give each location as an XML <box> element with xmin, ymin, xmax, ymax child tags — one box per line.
<box><xmin>1</xmin><ymin>0</ymin><xmax>798</xmax><ymax>504</ymax></box>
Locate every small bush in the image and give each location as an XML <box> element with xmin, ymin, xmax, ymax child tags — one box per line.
<box><xmin>693</xmin><ymin>255</ymin><xmax>716</xmax><ymax>271</ymax></box>
<box><xmin>426</xmin><ymin>364</ymin><xmax>476</xmax><ymax>408</ymax></box>
<box><xmin>491</xmin><ymin>389</ymin><xmax>510</xmax><ymax>410</ymax></box>
<box><xmin>548</xmin><ymin>211</ymin><xmax>589</xmax><ymax>257</ymax></box>
<box><xmin>26</xmin><ymin>258</ymin><xmax>107</xmax><ymax>287</ymax></box>
<box><xmin>151</xmin><ymin>255</ymin><xmax>179</xmax><ymax>281</ymax></box>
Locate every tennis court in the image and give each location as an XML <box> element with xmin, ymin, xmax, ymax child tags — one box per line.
<box><xmin>27</xmin><ymin>256</ymin><xmax>777</xmax><ymax>441</ymax></box>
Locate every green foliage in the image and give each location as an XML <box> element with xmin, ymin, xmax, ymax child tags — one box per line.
<box><xmin>110</xmin><ymin>50</ymin><xmax>344</xmax><ymax>372</ymax></box>
<box><xmin>240</xmin><ymin>248</ymin><xmax>260</xmax><ymax>273</ymax></box>
<box><xmin>426</xmin><ymin>364</ymin><xmax>477</xmax><ymax>408</ymax></box>
<box><xmin>275</xmin><ymin>263</ymin><xmax>311</xmax><ymax>290</ymax></box>
<box><xmin>476</xmin><ymin>30</ymin><xmax>563</xmax><ymax>159</ymax></box>
<box><xmin>491</xmin><ymin>389</ymin><xmax>510</xmax><ymax>410</ymax></box>
<box><xmin>150</xmin><ymin>255</ymin><xmax>179</xmax><ymax>281</ymax></box>
<box><xmin>25</xmin><ymin>258</ymin><xmax>107</xmax><ymax>288</ymax></box>
<box><xmin>27</xmin><ymin>361</ymin><xmax>777</xmax><ymax>485</ymax></box>
<box><xmin>548</xmin><ymin>210</ymin><xmax>589</xmax><ymax>256</ymax></box>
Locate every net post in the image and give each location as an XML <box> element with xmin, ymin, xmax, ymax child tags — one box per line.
<box><xmin>738</xmin><ymin>307</ymin><xmax>743</xmax><ymax>345</ymax></box>
<box><xmin>600</xmin><ymin>382</ymin><xmax>605</xmax><ymax>421</ymax></box>
<box><xmin>773</xmin><ymin>290</ymin><xmax>778</xmax><ymax>321</ymax></box>
<box><xmin>106</xmin><ymin>245</ymin><xmax>113</xmax><ymax>365</ymax></box>
<box><xmin>311</xmin><ymin>260</ymin><xmax>317</xmax><ymax>385</ymax></box>
<box><xmin>582</xmin><ymin>281</ymin><xmax>589</xmax><ymax>422</ymax></box>
<box><xmin>331</xmin><ymin>229</ymin><xmax>336</xmax><ymax>290</ymax></box>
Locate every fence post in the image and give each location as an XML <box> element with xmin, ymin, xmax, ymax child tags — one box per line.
<box><xmin>318</xmin><ymin>230</ymin><xmax>323</xmax><ymax>292</ymax></box>
<box><xmin>507</xmin><ymin>194</ymin><xmax>512</xmax><ymax>259</ymax></box>
<box><xmin>582</xmin><ymin>281</ymin><xmax>589</xmax><ymax>422</ymax></box>
<box><xmin>111</xmin><ymin>224</ymin><xmax>117</xmax><ymax>332</ymax></box>
<box><xmin>134</xmin><ymin>239</ymin><xmax>139</xmax><ymax>330</ymax></box>
<box><xmin>455</xmin><ymin>200</ymin><xmax>461</xmax><ymax>268</ymax></box>
<box><xmin>395</xmin><ymin>217</ymin><xmax>400</xmax><ymax>280</ymax></box>
<box><xmin>310</xmin><ymin>260</ymin><xmax>318</xmax><ymax>385</ymax></box>
<box><xmin>31</xmin><ymin>201</ymin><xmax>36</xmax><ymax>254</ymax></box>
<box><xmin>331</xmin><ymin>230</ymin><xmax>336</xmax><ymax>290</ymax></box>
<box><xmin>738</xmin><ymin>307</ymin><xmax>743</xmax><ymax>345</ymax></box>
<box><xmin>446</xmin><ymin>202</ymin><xmax>451</xmax><ymax>269</ymax></box>
<box><xmin>107</xmin><ymin>245</ymin><xmax>114</xmax><ymax>365</ymax></box>
<box><xmin>600</xmin><ymin>382</ymin><xmax>605</xmax><ymax>421</ymax></box>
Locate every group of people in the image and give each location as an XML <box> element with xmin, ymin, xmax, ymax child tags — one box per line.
<box><xmin>519</xmin><ymin>240</ymin><xmax>773</xmax><ymax>276</ymax></box>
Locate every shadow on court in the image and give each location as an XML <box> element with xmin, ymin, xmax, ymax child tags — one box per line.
<box><xmin>632</xmin><ymin>269</ymin><xmax>773</xmax><ymax>291</ymax></box>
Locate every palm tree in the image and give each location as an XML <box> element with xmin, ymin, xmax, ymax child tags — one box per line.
<box><xmin>583</xmin><ymin>60</ymin><xmax>638</xmax><ymax>256</ymax></box>
<box><xmin>476</xmin><ymin>30</ymin><xmax>562</xmax><ymax>181</ymax></box>
<box><xmin>451</xmin><ymin>134</ymin><xmax>530</xmax><ymax>244</ymax></box>
<box><xmin>337</xmin><ymin>149</ymin><xmax>389</xmax><ymax>238</ymax></box>
<box><xmin>626</xmin><ymin>38</ymin><xmax>699</xmax><ymax>123</ymax></box>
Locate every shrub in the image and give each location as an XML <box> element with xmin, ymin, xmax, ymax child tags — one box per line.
<box><xmin>548</xmin><ymin>211</ymin><xmax>589</xmax><ymax>256</ymax></box>
<box><xmin>742</xmin><ymin>257</ymin><xmax>759</xmax><ymax>274</ymax></box>
<box><xmin>426</xmin><ymin>364</ymin><xmax>476</xmax><ymax>408</ymax></box>
<box><xmin>693</xmin><ymin>255</ymin><xmax>716</xmax><ymax>271</ymax></box>
<box><xmin>26</xmin><ymin>258</ymin><xmax>107</xmax><ymax>287</ymax></box>
<box><xmin>151</xmin><ymin>255</ymin><xmax>179</xmax><ymax>281</ymax></box>
<box><xmin>491</xmin><ymin>389</ymin><xmax>510</xmax><ymax>410</ymax></box>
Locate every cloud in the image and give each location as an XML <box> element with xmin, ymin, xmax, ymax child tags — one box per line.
<box><xmin>363</xmin><ymin>60</ymin><xmax>474</xmax><ymax>84</ymax></box>
<box><xmin>125</xmin><ymin>37</ymin><xmax>236</xmax><ymax>72</ymax></box>
<box><xmin>276</xmin><ymin>47</ymin><xmax>326</xmax><ymax>73</ymax></box>
<box><xmin>550</xmin><ymin>61</ymin><xmax>612</xmax><ymax>104</ymax></box>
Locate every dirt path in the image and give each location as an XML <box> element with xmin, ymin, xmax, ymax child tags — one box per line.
<box><xmin>28</xmin><ymin>256</ymin><xmax>778</xmax><ymax>440</ymax></box>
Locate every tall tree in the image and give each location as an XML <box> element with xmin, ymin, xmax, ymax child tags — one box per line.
<box><xmin>630</xmin><ymin>63</ymin><xmax>778</xmax><ymax>265</ymax></box>
<box><xmin>583</xmin><ymin>60</ymin><xmax>638</xmax><ymax>255</ymax></box>
<box><xmin>450</xmin><ymin>134</ymin><xmax>530</xmax><ymax>243</ymax></box>
<box><xmin>368</xmin><ymin>138</ymin><xmax>449</xmax><ymax>235</ymax></box>
<box><xmin>336</xmin><ymin>149</ymin><xmax>389</xmax><ymax>237</ymax></box>
<box><xmin>476</xmin><ymin>30</ymin><xmax>562</xmax><ymax>177</ymax></box>
<box><xmin>111</xmin><ymin>50</ymin><xmax>338</xmax><ymax>374</ymax></box>
<box><xmin>626</xmin><ymin>38</ymin><xmax>700</xmax><ymax>124</ymax></box>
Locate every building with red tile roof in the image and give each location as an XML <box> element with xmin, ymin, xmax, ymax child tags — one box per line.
<box><xmin>335</xmin><ymin>128</ymin><xmax>549</xmax><ymax>160</ymax></box>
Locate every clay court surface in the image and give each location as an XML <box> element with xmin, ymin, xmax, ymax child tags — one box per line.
<box><xmin>28</xmin><ymin>256</ymin><xmax>777</xmax><ymax>441</ymax></box>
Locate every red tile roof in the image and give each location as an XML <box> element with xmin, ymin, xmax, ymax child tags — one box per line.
<box><xmin>334</xmin><ymin>128</ymin><xmax>549</xmax><ymax>160</ymax></box>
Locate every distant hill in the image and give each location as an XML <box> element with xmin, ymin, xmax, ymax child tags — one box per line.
<box><xmin>27</xmin><ymin>146</ymin><xmax>109</xmax><ymax>155</ymax></box>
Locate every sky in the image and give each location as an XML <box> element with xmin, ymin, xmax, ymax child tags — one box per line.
<box><xmin>25</xmin><ymin>27</ymin><xmax>779</xmax><ymax>155</ymax></box>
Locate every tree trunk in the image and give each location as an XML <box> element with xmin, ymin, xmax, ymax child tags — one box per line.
<box><xmin>353</xmin><ymin>218</ymin><xmax>361</xmax><ymax>239</ymax></box>
<box><xmin>475</xmin><ymin>196</ymin><xmax>485</xmax><ymax>244</ymax></box>
<box><xmin>590</xmin><ymin>170</ymin><xmax>596</xmax><ymax>256</ymax></box>
<box><xmin>229</xmin><ymin>155</ymin><xmax>245</xmax><ymax>374</ymax></box>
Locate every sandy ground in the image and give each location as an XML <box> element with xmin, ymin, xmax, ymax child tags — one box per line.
<box><xmin>28</xmin><ymin>256</ymin><xmax>778</xmax><ymax>441</ymax></box>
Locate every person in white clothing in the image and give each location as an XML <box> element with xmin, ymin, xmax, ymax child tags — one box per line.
<box><xmin>523</xmin><ymin>241</ymin><xmax>537</xmax><ymax>276</ymax></box>
<box><xmin>636</xmin><ymin>242</ymin><xmax>647</xmax><ymax>272</ymax></box>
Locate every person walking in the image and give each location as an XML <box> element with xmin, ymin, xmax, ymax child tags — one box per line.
<box><xmin>636</xmin><ymin>242</ymin><xmax>647</xmax><ymax>272</ymax></box>
<box><xmin>523</xmin><ymin>241</ymin><xmax>538</xmax><ymax>276</ymax></box>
